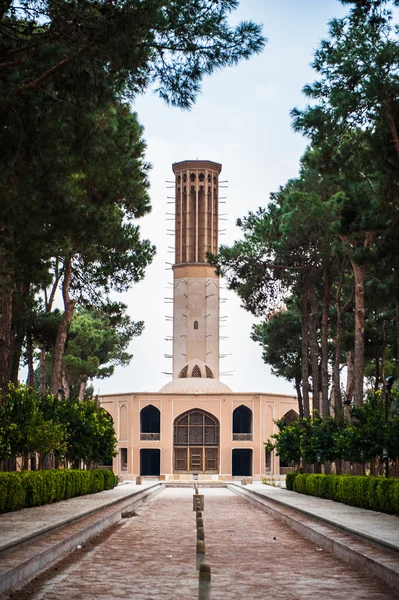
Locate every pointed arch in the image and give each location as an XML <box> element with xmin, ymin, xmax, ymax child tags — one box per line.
<box><xmin>119</xmin><ymin>404</ymin><xmax>127</xmax><ymax>441</ymax></box>
<box><xmin>283</xmin><ymin>409</ymin><xmax>299</xmax><ymax>425</ymax></box>
<box><xmin>140</xmin><ymin>404</ymin><xmax>160</xmax><ymax>435</ymax></box>
<box><xmin>233</xmin><ymin>405</ymin><xmax>252</xmax><ymax>434</ymax></box>
<box><xmin>192</xmin><ymin>364</ymin><xmax>201</xmax><ymax>377</ymax></box>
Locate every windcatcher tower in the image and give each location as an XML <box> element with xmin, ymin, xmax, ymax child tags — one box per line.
<box><xmin>171</xmin><ymin>160</ymin><xmax>222</xmax><ymax>381</ymax></box>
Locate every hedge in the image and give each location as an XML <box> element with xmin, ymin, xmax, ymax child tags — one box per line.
<box><xmin>0</xmin><ymin>469</ymin><xmax>118</xmax><ymax>513</ymax></box>
<box><xmin>292</xmin><ymin>473</ymin><xmax>399</xmax><ymax>516</ymax></box>
<box><xmin>285</xmin><ymin>471</ymin><xmax>300</xmax><ymax>491</ymax></box>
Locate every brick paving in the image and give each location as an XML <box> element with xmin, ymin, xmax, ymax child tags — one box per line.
<box><xmin>6</xmin><ymin>488</ymin><xmax>397</xmax><ymax>600</ymax></box>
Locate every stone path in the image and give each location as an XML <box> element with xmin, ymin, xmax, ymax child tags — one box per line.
<box><xmin>5</xmin><ymin>488</ymin><xmax>397</xmax><ymax>600</ymax></box>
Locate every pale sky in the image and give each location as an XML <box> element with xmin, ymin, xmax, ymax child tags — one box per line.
<box><xmin>95</xmin><ymin>0</ymin><xmax>351</xmax><ymax>396</ymax></box>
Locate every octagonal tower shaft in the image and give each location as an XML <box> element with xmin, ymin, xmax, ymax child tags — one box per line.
<box><xmin>171</xmin><ymin>160</ymin><xmax>222</xmax><ymax>380</ymax></box>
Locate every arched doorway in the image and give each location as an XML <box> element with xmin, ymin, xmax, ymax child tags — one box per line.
<box><xmin>174</xmin><ymin>409</ymin><xmax>219</xmax><ymax>474</ymax></box>
<box><xmin>140</xmin><ymin>405</ymin><xmax>160</xmax><ymax>440</ymax></box>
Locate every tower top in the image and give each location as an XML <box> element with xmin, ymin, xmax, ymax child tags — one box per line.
<box><xmin>172</xmin><ymin>160</ymin><xmax>222</xmax><ymax>174</ymax></box>
<box><xmin>170</xmin><ymin>158</ymin><xmax>223</xmax><ymax>381</ymax></box>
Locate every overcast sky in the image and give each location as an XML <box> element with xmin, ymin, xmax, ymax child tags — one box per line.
<box><xmin>95</xmin><ymin>0</ymin><xmax>352</xmax><ymax>396</ymax></box>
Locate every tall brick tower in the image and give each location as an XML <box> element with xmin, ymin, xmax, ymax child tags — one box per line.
<box><xmin>171</xmin><ymin>160</ymin><xmax>222</xmax><ymax>381</ymax></box>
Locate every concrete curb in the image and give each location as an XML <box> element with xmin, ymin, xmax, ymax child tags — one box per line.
<box><xmin>242</xmin><ymin>485</ymin><xmax>399</xmax><ymax>554</ymax></box>
<box><xmin>229</xmin><ymin>484</ymin><xmax>399</xmax><ymax>591</ymax></box>
<box><xmin>0</xmin><ymin>482</ymin><xmax>160</xmax><ymax>555</ymax></box>
<box><xmin>0</xmin><ymin>483</ymin><xmax>164</xmax><ymax>595</ymax></box>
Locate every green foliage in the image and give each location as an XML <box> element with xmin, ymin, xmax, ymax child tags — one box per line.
<box><xmin>272</xmin><ymin>418</ymin><xmax>302</xmax><ymax>464</ymax></box>
<box><xmin>0</xmin><ymin>0</ymin><xmax>266</xmax><ymax>397</ymax></box>
<box><xmin>62</xmin><ymin>306</ymin><xmax>142</xmax><ymax>396</ymax></box>
<box><xmin>285</xmin><ymin>472</ymin><xmax>300</xmax><ymax>491</ymax></box>
<box><xmin>0</xmin><ymin>385</ymin><xmax>117</xmax><ymax>468</ymax></box>
<box><xmin>271</xmin><ymin>391</ymin><xmax>399</xmax><ymax>466</ymax></box>
<box><xmin>0</xmin><ymin>473</ymin><xmax>25</xmax><ymax>513</ymax></box>
<box><xmin>293</xmin><ymin>473</ymin><xmax>399</xmax><ymax>516</ymax></box>
<box><xmin>252</xmin><ymin>305</ymin><xmax>302</xmax><ymax>385</ymax></box>
<box><xmin>58</xmin><ymin>399</ymin><xmax>117</xmax><ymax>467</ymax></box>
<box><xmin>0</xmin><ymin>470</ymin><xmax>118</xmax><ymax>513</ymax></box>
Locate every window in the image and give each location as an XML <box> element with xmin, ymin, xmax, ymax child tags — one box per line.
<box><xmin>174</xmin><ymin>410</ymin><xmax>219</xmax><ymax>446</ymax></box>
<box><xmin>232</xmin><ymin>405</ymin><xmax>253</xmax><ymax>441</ymax></box>
<box><xmin>205</xmin><ymin>366</ymin><xmax>213</xmax><ymax>379</ymax></box>
<box><xmin>233</xmin><ymin>405</ymin><xmax>252</xmax><ymax>434</ymax></box>
<box><xmin>283</xmin><ymin>409</ymin><xmax>299</xmax><ymax>425</ymax></box>
<box><xmin>120</xmin><ymin>448</ymin><xmax>127</xmax><ymax>472</ymax></box>
<box><xmin>140</xmin><ymin>405</ymin><xmax>160</xmax><ymax>433</ymax></box>
<box><xmin>192</xmin><ymin>364</ymin><xmax>201</xmax><ymax>377</ymax></box>
<box><xmin>194</xmin><ymin>320</ymin><xmax>198</xmax><ymax>330</ymax></box>
<box><xmin>173</xmin><ymin>410</ymin><xmax>220</xmax><ymax>473</ymax></box>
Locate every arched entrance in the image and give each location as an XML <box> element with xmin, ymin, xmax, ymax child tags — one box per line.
<box><xmin>174</xmin><ymin>409</ymin><xmax>219</xmax><ymax>474</ymax></box>
<box><xmin>140</xmin><ymin>405</ymin><xmax>160</xmax><ymax>440</ymax></box>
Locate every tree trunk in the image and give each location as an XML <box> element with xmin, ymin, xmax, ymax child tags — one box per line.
<box><xmin>321</xmin><ymin>268</ymin><xmax>330</xmax><ymax>417</ymax></box>
<box><xmin>374</xmin><ymin>346</ymin><xmax>380</xmax><ymax>393</ymax></box>
<box><xmin>40</xmin><ymin>348</ymin><xmax>47</xmax><ymax>395</ymax></box>
<box><xmin>384</xmin><ymin>98</ymin><xmax>399</xmax><ymax>158</ymax></box>
<box><xmin>396</xmin><ymin>300</ymin><xmax>399</xmax><ymax>366</ymax></box>
<box><xmin>0</xmin><ymin>272</ymin><xmax>13</xmax><ymax>403</ymax></box>
<box><xmin>301</xmin><ymin>278</ymin><xmax>310</xmax><ymax>418</ymax></box>
<box><xmin>381</xmin><ymin>320</ymin><xmax>386</xmax><ymax>385</ymax></box>
<box><xmin>50</xmin><ymin>257</ymin><xmax>76</xmax><ymax>396</ymax></box>
<box><xmin>10</xmin><ymin>281</ymin><xmax>31</xmax><ymax>387</ymax></box>
<box><xmin>332</xmin><ymin>267</ymin><xmax>344</xmax><ymax>416</ymax></box>
<box><xmin>10</xmin><ymin>330</ymin><xmax>24</xmax><ymax>386</ymax></box>
<box><xmin>79</xmin><ymin>376</ymin><xmax>88</xmax><ymax>401</ymax></box>
<box><xmin>62</xmin><ymin>372</ymin><xmax>70</xmax><ymax>400</ymax></box>
<box><xmin>351</xmin><ymin>260</ymin><xmax>366</xmax><ymax>406</ymax></box>
<box><xmin>295</xmin><ymin>376</ymin><xmax>304</xmax><ymax>418</ymax></box>
<box><xmin>309</xmin><ymin>283</ymin><xmax>320</xmax><ymax>414</ymax></box>
<box><xmin>345</xmin><ymin>349</ymin><xmax>355</xmax><ymax>418</ymax></box>
<box><xmin>26</xmin><ymin>331</ymin><xmax>35</xmax><ymax>388</ymax></box>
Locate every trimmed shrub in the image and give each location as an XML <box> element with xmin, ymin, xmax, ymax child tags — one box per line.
<box><xmin>4</xmin><ymin>473</ymin><xmax>25</xmax><ymax>512</ymax></box>
<box><xmin>285</xmin><ymin>472</ymin><xmax>300</xmax><ymax>491</ymax></box>
<box><xmin>293</xmin><ymin>473</ymin><xmax>310</xmax><ymax>493</ymax></box>
<box><xmin>103</xmin><ymin>470</ymin><xmax>118</xmax><ymax>490</ymax></box>
<box><xmin>291</xmin><ymin>473</ymin><xmax>399</xmax><ymax>516</ymax></box>
<box><xmin>388</xmin><ymin>480</ymin><xmax>399</xmax><ymax>514</ymax></box>
<box><xmin>0</xmin><ymin>469</ymin><xmax>118</xmax><ymax>513</ymax></box>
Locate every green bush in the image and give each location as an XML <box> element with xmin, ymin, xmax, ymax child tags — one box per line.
<box><xmin>292</xmin><ymin>473</ymin><xmax>399</xmax><ymax>516</ymax></box>
<box><xmin>293</xmin><ymin>473</ymin><xmax>310</xmax><ymax>493</ymax></box>
<box><xmin>285</xmin><ymin>471</ymin><xmax>300</xmax><ymax>491</ymax></box>
<box><xmin>6</xmin><ymin>473</ymin><xmax>26</xmax><ymax>512</ymax></box>
<box><xmin>0</xmin><ymin>469</ymin><xmax>118</xmax><ymax>513</ymax></box>
<box><xmin>388</xmin><ymin>480</ymin><xmax>399</xmax><ymax>514</ymax></box>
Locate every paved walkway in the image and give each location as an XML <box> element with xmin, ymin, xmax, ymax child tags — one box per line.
<box><xmin>4</xmin><ymin>488</ymin><xmax>397</xmax><ymax>600</ymax></box>
<box><xmin>245</xmin><ymin>483</ymin><xmax>399</xmax><ymax>552</ymax></box>
<box><xmin>0</xmin><ymin>481</ymin><xmax>156</xmax><ymax>552</ymax></box>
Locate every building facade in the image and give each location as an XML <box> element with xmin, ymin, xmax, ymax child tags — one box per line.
<box><xmin>99</xmin><ymin>160</ymin><xmax>298</xmax><ymax>480</ymax></box>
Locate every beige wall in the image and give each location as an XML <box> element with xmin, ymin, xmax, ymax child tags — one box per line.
<box><xmin>100</xmin><ymin>391</ymin><xmax>298</xmax><ymax>479</ymax></box>
<box><xmin>172</xmin><ymin>267</ymin><xmax>220</xmax><ymax>379</ymax></box>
